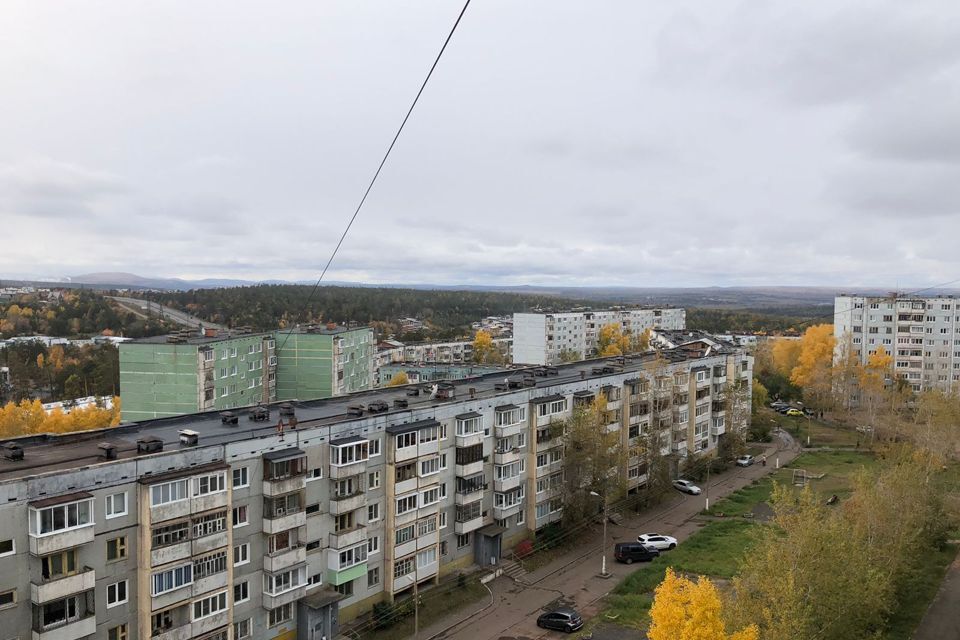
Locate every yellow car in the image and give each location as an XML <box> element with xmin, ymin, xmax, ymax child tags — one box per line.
<box><xmin>786</xmin><ymin>408</ymin><xmax>804</xmax><ymax>417</ymax></box>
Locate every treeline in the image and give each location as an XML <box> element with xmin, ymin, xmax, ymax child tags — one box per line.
<box><xmin>687</xmin><ymin>307</ymin><xmax>821</xmax><ymax>335</ymax></box>
<box><xmin>0</xmin><ymin>398</ymin><xmax>122</xmax><ymax>439</ymax></box>
<box><xmin>1</xmin><ymin>342</ymin><xmax>119</xmax><ymax>404</ymax></box>
<box><xmin>1</xmin><ymin>290</ymin><xmax>175</xmax><ymax>339</ymax></box>
<box><xmin>136</xmin><ymin>285</ymin><xmax>588</xmax><ymax>336</ymax></box>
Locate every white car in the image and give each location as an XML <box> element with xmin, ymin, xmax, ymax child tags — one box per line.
<box><xmin>673</xmin><ymin>479</ymin><xmax>702</xmax><ymax>495</ymax></box>
<box><xmin>736</xmin><ymin>455</ymin><xmax>754</xmax><ymax>467</ymax></box>
<box><xmin>637</xmin><ymin>533</ymin><xmax>677</xmax><ymax>550</ymax></box>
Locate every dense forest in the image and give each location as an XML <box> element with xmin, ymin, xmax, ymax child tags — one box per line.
<box><xmin>137</xmin><ymin>285</ymin><xmax>590</xmax><ymax>338</ymax></box>
<box><xmin>0</xmin><ymin>341</ymin><xmax>119</xmax><ymax>404</ymax></box>
<box><xmin>1</xmin><ymin>290</ymin><xmax>175</xmax><ymax>339</ymax></box>
<box><xmin>686</xmin><ymin>307</ymin><xmax>822</xmax><ymax>335</ymax></box>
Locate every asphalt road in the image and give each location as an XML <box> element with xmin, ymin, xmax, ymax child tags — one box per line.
<box><xmin>109</xmin><ymin>296</ymin><xmax>226</xmax><ymax>330</ymax></box>
<box><xmin>912</xmin><ymin>553</ymin><xmax>960</xmax><ymax>640</ymax></box>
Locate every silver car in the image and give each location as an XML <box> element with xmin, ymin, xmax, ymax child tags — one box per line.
<box><xmin>673</xmin><ymin>478</ymin><xmax>702</xmax><ymax>495</ymax></box>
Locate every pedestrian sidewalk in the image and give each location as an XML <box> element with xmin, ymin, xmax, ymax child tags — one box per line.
<box><xmin>415</xmin><ymin>434</ymin><xmax>800</xmax><ymax>640</ymax></box>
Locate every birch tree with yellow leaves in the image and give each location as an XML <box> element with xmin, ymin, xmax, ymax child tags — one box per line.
<box><xmin>648</xmin><ymin>568</ymin><xmax>758</xmax><ymax>640</ymax></box>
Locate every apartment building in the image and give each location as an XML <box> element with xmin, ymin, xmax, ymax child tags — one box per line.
<box><xmin>0</xmin><ymin>341</ymin><xmax>751</xmax><ymax>640</ymax></box>
<box><xmin>375</xmin><ymin>339</ymin><xmax>513</xmax><ymax>370</ymax></box>
<box><xmin>120</xmin><ymin>326</ymin><xmax>374</xmax><ymax>422</ymax></box>
<box><xmin>376</xmin><ymin>364</ymin><xmax>508</xmax><ymax>387</ymax></box>
<box><xmin>512</xmin><ymin>308</ymin><xmax>686</xmax><ymax>365</ymax></box>
<box><xmin>835</xmin><ymin>294</ymin><xmax>960</xmax><ymax>392</ymax></box>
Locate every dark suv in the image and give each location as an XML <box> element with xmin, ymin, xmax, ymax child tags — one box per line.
<box><xmin>614</xmin><ymin>542</ymin><xmax>660</xmax><ymax>564</ymax></box>
<box><xmin>536</xmin><ymin>608</ymin><xmax>583</xmax><ymax>633</ymax></box>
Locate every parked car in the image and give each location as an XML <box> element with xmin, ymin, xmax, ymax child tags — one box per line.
<box><xmin>536</xmin><ymin>608</ymin><xmax>584</xmax><ymax>633</ymax></box>
<box><xmin>614</xmin><ymin>542</ymin><xmax>660</xmax><ymax>564</ymax></box>
<box><xmin>736</xmin><ymin>454</ymin><xmax>755</xmax><ymax>467</ymax></box>
<box><xmin>786</xmin><ymin>408</ymin><xmax>804</xmax><ymax>417</ymax></box>
<box><xmin>367</xmin><ymin>400</ymin><xmax>389</xmax><ymax>413</ymax></box>
<box><xmin>673</xmin><ymin>479</ymin><xmax>702</xmax><ymax>495</ymax></box>
<box><xmin>769</xmin><ymin>401</ymin><xmax>788</xmax><ymax>409</ymax></box>
<box><xmin>636</xmin><ymin>533</ymin><xmax>677</xmax><ymax>551</ymax></box>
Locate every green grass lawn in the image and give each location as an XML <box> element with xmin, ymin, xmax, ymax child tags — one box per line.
<box><xmin>361</xmin><ymin>580</ymin><xmax>489</xmax><ymax>640</ymax></box>
<box><xmin>881</xmin><ymin>543</ymin><xmax>960</xmax><ymax>640</ymax></box>
<box><xmin>755</xmin><ymin>407</ymin><xmax>863</xmax><ymax>448</ymax></box>
<box><xmin>602</xmin><ymin>519</ymin><xmax>757</xmax><ymax>628</ymax></box>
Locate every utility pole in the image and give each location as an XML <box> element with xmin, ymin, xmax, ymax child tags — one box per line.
<box><xmin>705</xmin><ymin>457</ymin><xmax>711</xmax><ymax>511</ymax></box>
<box><xmin>590</xmin><ymin>490</ymin><xmax>610</xmax><ymax>577</ymax></box>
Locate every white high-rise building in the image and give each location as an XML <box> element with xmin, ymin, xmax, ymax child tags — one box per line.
<box><xmin>513</xmin><ymin>308</ymin><xmax>686</xmax><ymax>365</ymax></box>
<box><xmin>834</xmin><ymin>294</ymin><xmax>960</xmax><ymax>393</ymax></box>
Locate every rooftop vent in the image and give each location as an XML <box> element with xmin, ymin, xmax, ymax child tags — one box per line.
<box><xmin>98</xmin><ymin>443</ymin><xmax>117</xmax><ymax>460</ymax></box>
<box><xmin>137</xmin><ymin>437</ymin><xmax>164</xmax><ymax>454</ymax></box>
<box><xmin>178</xmin><ymin>430</ymin><xmax>199</xmax><ymax>447</ymax></box>
<box><xmin>220</xmin><ymin>411</ymin><xmax>238</xmax><ymax>425</ymax></box>
<box><xmin>249</xmin><ymin>406</ymin><xmax>270</xmax><ymax>422</ymax></box>
<box><xmin>279</xmin><ymin>403</ymin><xmax>295</xmax><ymax>418</ymax></box>
<box><xmin>2</xmin><ymin>442</ymin><xmax>24</xmax><ymax>461</ymax></box>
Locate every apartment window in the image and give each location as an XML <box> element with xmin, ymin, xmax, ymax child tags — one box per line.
<box><xmin>368</xmin><ymin>567</ymin><xmax>380</xmax><ymax>587</ymax></box>
<box><xmin>108</xmin><ymin>624</ymin><xmax>128</xmax><ymax>640</ymax></box>
<box><xmin>192</xmin><ymin>511</ymin><xmax>227</xmax><ymax>538</ymax></box>
<box><xmin>264</xmin><ymin>565</ymin><xmax>307</xmax><ymax>595</ymax></box>
<box><xmin>106</xmin><ymin>536</ymin><xmax>127</xmax><ymax>561</ymax></box>
<box><xmin>331</xmin><ymin>441</ymin><xmax>369</xmax><ymax>466</ymax></box>
<box><xmin>307</xmin><ymin>468</ymin><xmax>323</xmax><ymax>481</ymax></box>
<box><xmin>368</xmin><ymin>502</ymin><xmax>381</xmax><ymax>522</ymax></box>
<box><xmin>420</xmin><ymin>457</ymin><xmax>441</xmax><ymax>477</ymax></box>
<box><xmin>396</xmin><ymin>433</ymin><xmax>417</xmax><ymax>449</ymax></box>
<box><xmin>232</xmin><ymin>467</ymin><xmax>249</xmax><ymax>489</ymax></box>
<box><xmin>31</xmin><ymin>498</ymin><xmax>94</xmax><ymax>535</ymax></box>
<box><xmin>306</xmin><ymin>503</ymin><xmax>321</xmax><ymax>516</ymax></box>
<box><xmin>394</xmin><ymin>557</ymin><xmax>415</xmax><ymax>579</ymax></box>
<box><xmin>368</xmin><ymin>535</ymin><xmax>380</xmax><ymax>555</ymax></box>
<box><xmin>195</xmin><ymin>472</ymin><xmax>226</xmax><ymax>496</ymax></box>
<box><xmin>42</xmin><ymin>549</ymin><xmax>78</xmax><ymax>579</ymax></box>
<box><xmin>368</xmin><ymin>470</ymin><xmax>381</xmax><ymax>489</ymax></box>
<box><xmin>194</xmin><ymin>551</ymin><xmax>228</xmax><ymax>579</ymax></box>
<box><xmin>420</xmin><ymin>487</ymin><xmax>441</xmax><ymax>507</ymax></box>
<box><xmin>234</xmin><ymin>543</ymin><xmax>250</xmax><ymax>566</ymax></box>
<box><xmin>306</xmin><ymin>540</ymin><xmax>321</xmax><ymax>552</ymax></box>
<box><xmin>0</xmin><ymin>589</ymin><xmax>16</xmax><ymax>610</ymax></box>
<box><xmin>369</xmin><ymin>439</ymin><xmax>382</xmax><ymax>457</ymax></box>
<box><xmin>396</xmin><ymin>524</ymin><xmax>415</xmax><ymax>545</ymax></box>
<box><xmin>337</xmin><ymin>543</ymin><xmax>368</xmax><ymax>570</ymax></box>
<box><xmin>150</xmin><ymin>480</ymin><xmax>188</xmax><ymax>507</ymax></box>
<box><xmin>232</xmin><ymin>505</ymin><xmax>249</xmax><ymax>528</ymax></box>
<box><xmin>268</xmin><ymin>603</ymin><xmax>294</xmax><ymax>627</ymax></box>
<box><xmin>439</xmin><ymin>512</ymin><xmax>448</xmax><ymax>528</ymax></box>
<box><xmin>417</xmin><ymin>517</ymin><xmax>437</xmax><ymax>537</ymax></box>
<box><xmin>105</xmin><ymin>492</ymin><xmax>127</xmax><ymax>519</ymax></box>
<box><xmin>234</xmin><ymin>580</ymin><xmax>250</xmax><ymax>604</ymax></box>
<box><xmin>440</xmin><ymin>540</ymin><xmax>449</xmax><ymax>556</ymax></box>
<box><xmin>234</xmin><ymin>618</ymin><xmax>252</xmax><ymax>639</ymax></box>
<box><xmin>152</xmin><ymin>521</ymin><xmax>189</xmax><ymax>548</ymax></box>
<box><xmin>0</xmin><ymin>539</ymin><xmax>13</xmax><ymax>557</ymax></box>
<box><xmin>417</xmin><ymin>547</ymin><xmax>437</xmax><ymax>568</ymax></box>
<box><xmin>335</xmin><ymin>512</ymin><xmax>355</xmax><ymax>532</ymax></box>
<box><xmin>106</xmin><ymin>580</ymin><xmax>128</xmax><ymax>607</ymax></box>
<box><xmin>152</xmin><ymin>564</ymin><xmax>193</xmax><ymax>596</ymax></box>
<box><xmin>457</xmin><ymin>533</ymin><xmax>470</xmax><ymax>549</ymax></box>
<box><xmin>268</xmin><ymin>531</ymin><xmax>294</xmax><ymax>554</ymax></box>
<box><xmin>396</xmin><ymin>494</ymin><xmax>418</xmax><ymax>515</ymax></box>
<box><xmin>193</xmin><ymin>591</ymin><xmax>228</xmax><ymax>620</ymax></box>
<box><xmin>336</xmin><ymin>581</ymin><xmax>354</xmax><ymax>597</ymax></box>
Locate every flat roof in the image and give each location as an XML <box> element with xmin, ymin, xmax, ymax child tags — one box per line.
<box><xmin>329</xmin><ymin>435</ymin><xmax>367</xmax><ymax>447</ymax></box>
<box><xmin>0</xmin><ymin>346</ymin><xmax>744</xmax><ymax>483</ymax></box>
<box><xmin>129</xmin><ymin>332</ymin><xmax>271</xmax><ymax>345</ymax></box>
<box><xmin>263</xmin><ymin>448</ymin><xmax>306</xmax><ymax>462</ymax></box>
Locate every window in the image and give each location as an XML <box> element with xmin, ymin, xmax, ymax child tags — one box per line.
<box><xmin>232</xmin><ymin>467</ymin><xmax>249</xmax><ymax>489</ymax></box>
<box><xmin>332</xmin><ymin>441</ymin><xmax>369</xmax><ymax>466</ymax></box>
<box><xmin>417</xmin><ymin>518</ymin><xmax>437</xmax><ymax>537</ymax></box>
<box><xmin>151</xmin><ymin>480</ymin><xmax>188</xmax><ymax>507</ymax></box>
<box><xmin>396</xmin><ymin>494</ymin><xmax>418</xmax><ymax>515</ymax></box>
<box><xmin>42</xmin><ymin>549</ymin><xmax>78</xmax><ymax>579</ymax></box>
<box><xmin>234</xmin><ymin>580</ymin><xmax>250</xmax><ymax>604</ymax></box>
<box><xmin>107</xmin><ymin>580</ymin><xmax>128</xmax><ymax>607</ymax></box>
<box><xmin>396</xmin><ymin>432</ymin><xmax>417</xmax><ymax>449</ymax></box>
<box><xmin>368</xmin><ymin>536</ymin><xmax>380</xmax><ymax>555</ymax></box>
<box><xmin>32</xmin><ymin>498</ymin><xmax>94</xmax><ymax>535</ymax></box>
<box><xmin>0</xmin><ymin>589</ymin><xmax>15</xmax><ymax>610</ymax></box>
<box><xmin>234</xmin><ymin>618</ymin><xmax>252</xmax><ymax>639</ymax></box>
<box><xmin>108</xmin><ymin>624</ymin><xmax>128</xmax><ymax>640</ymax></box>
<box><xmin>369</xmin><ymin>438</ymin><xmax>382</xmax><ymax>457</ymax></box>
<box><xmin>420</xmin><ymin>487</ymin><xmax>440</xmax><ymax>507</ymax></box>
<box><xmin>308</xmin><ymin>572</ymin><xmax>323</xmax><ymax>587</ymax></box>
<box><xmin>306</xmin><ymin>502</ymin><xmax>321</xmax><ymax>516</ymax></box>
<box><xmin>306</xmin><ymin>540</ymin><xmax>321</xmax><ymax>551</ymax></box>
<box><xmin>105</xmin><ymin>492</ymin><xmax>127</xmax><ymax>519</ymax></box>
<box><xmin>394</xmin><ymin>557</ymin><xmax>415</xmax><ymax>579</ymax></box>
<box><xmin>264</xmin><ymin>565</ymin><xmax>307</xmax><ymax>595</ymax></box>
<box><xmin>368</xmin><ymin>470</ymin><xmax>381</xmax><ymax>489</ymax></box>
<box><xmin>396</xmin><ymin>524</ymin><xmax>415</xmax><ymax>545</ymax></box>
<box><xmin>193</xmin><ymin>591</ymin><xmax>228</xmax><ymax>620</ymax></box>
<box><xmin>0</xmin><ymin>539</ymin><xmax>14</xmax><ymax>557</ymax></box>
<box><xmin>307</xmin><ymin>468</ymin><xmax>323</xmax><ymax>481</ymax></box>
<box><xmin>457</xmin><ymin>533</ymin><xmax>470</xmax><ymax>549</ymax></box>
<box><xmin>368</xmin><ymin>502</ymin><xmax>381</xmax><ymax>522</ymax></box>
<box><xmin>337</xmin><ymin>543</ymin><xmax>368</xmax><ymax>570</ymax></box>
<box><xmin>232</xmin><ymin>505</ymin><xmax>249</xmax><ymax>528</ymax></box>
<box><xmin>420</xmin><ymin>457</ymin><xmax>440</xmax><ymax>477</ymax></box>
<box><xmin>440</xmin><ymin>540</ymin><xmax>449</xmax><ymax>556</ymax></box>
<box><xmin>439</xmin><ymin>512</ymin><xmax>448</xmax><ymax>528</ymax></box>
<box><xmin>152</xmin><ymin>521</ymin><xmax>189</xmax><ymax>548</ymax></box>
<box><xmin>106</xmin><ymin>536</ymin><xmax>127</xmax><ymax>561</ymax></box>
<box><xmin>195</xmin><ymin>472</ymin><xmax>226</xmax><ymax>496</ymax></box>
<box><xmin>152</xmin><ymin>564</ymin><xmax>193</xmax><ymax>596</ymax></box>
<box><xmin>268</xmin><ymin>603</ymin><xmax>294</xmax><ymax>627</ymax></box>
<box><xmin>336</xmin><ymin>580</ymin><xmax>354</xmax><ymax>597</ymax></box>
<box><xmin>417</xmin><ymin>547</ymin><xmax>437</xmax><ymax>568</ymax></box>
<box><xmin>368</xmin><ymin>567</ymin><xmax>380</xmax><ymax>587</ymax></box>
<box><xmin>234</xmin><ymin>543</ymin><xmax>250</xmax><ymax>566</ymax></box>
<box><xmin>192</xmin><ymin>511</ymin><xmax>227</xmax><ymax>538</ymax></box>
<box><xmin>194</xmin><ymin>551</ymin><xmax>228</xmax><ymax>579</ymax></box>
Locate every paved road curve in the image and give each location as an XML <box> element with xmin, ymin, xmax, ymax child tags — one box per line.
<box><xmin>109</xmin><ymin>296</ymin><xmax>226</xmax><ymax>330</ymax></box>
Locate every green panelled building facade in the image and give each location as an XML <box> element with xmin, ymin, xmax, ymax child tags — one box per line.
<box><xmin>119</xmin><ymin>326</ymin><xmax>374</xmax><ymax>421</ymax></box>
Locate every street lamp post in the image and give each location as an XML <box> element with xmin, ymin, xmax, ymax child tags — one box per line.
<box><xmin>590</xmin><ymin>490</ymin><xmax>610</xmax><ymax>578</ymax></box>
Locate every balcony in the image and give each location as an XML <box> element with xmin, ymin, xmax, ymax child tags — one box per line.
<box><xmin>29</xmin><ymin>526</ymin><xmax>94</xmax><ymax>557</ymax></box>
<box><xmin>329</xmin><ymin>492</ymin><xmax>366</xmax><ymax>516</ymax></box>
<box><xmin>329</xmin><ymin>459</ymin><xmax>367</xmax><ymax>480</ymax></box>
<box><xmin>191</xmin><ymin>611</ymin><xmax>228</xmax><ymax>638</ymax></box>
<box><xmin>455</xmin><ymin>460</ymin><xmax>484</xmax><ymax>477</ymax></box>
<box><xmin>493</xmin><ymin>447</ymin><xmax>523</xmax><ymax>465</ymax></box>
<box><xmin>152</xmin><ymin>624</ymin><xmax>192</xmax><ymax>640</ymax></box>
<box><xmin>493</xmin><ymin>502</ymin><xmax>522</xmax><ymax>520</ymax></box>
<box><xmin>32</xmin><ymin>615</ymin><xmax>96</xmax><ymax>640</ymax></box>
<box><xmin>151</xmin><ymin>540</ymin><xmax>191</xmax><ymax>567</ymax></box>
<box><xmin>326</xmin><ymin>561</ymin><xmax>367</xmax><ymax>588</ymax></box>
<box><xmin>710</xmin><ymin>422</ymin><xmax>726</xmax><ymax>437</ymax></box>
<box><xmin>454</xmin><ymin>515</ymin><xmax>486</xmax><ymax>535</ymax></box>
<box><xmin>31</xmin><ymin>568</ymin><xmax>96</xmax><ymax>605</ymax></box>
<box><xmin>493</xmin><ymin>475</ymin><xmax>522</xmax><ymax>493</ymax></box>
<box><xmin>329</xmin><ymin>525</ymin><xmax>366</xmax><ymax>550</ymax></box>
<box><xmin>455</xmin><ymin>432</ymin><xmax>484</xmax><ymax>448</ymax></box>
<box><xmin>672</xmin><ymin>441</ymin><xmax>688</xmax><ymax>454</ymax></box>
<box><xmin>535</xmin><ymin>460</ymin><xmax>562</xmax><ymax>478</ymax></box>
<box><xmin>192</xmin><ymin>530</ymin><xmax>229</xmax><ymax>555</ymax></box>
<box><xmin>264</xmin><ymin>544</ymin><xmax>307</xmax><ymax>573</ymax></box>
<box><xmin>455</xmin><ymin>487</ymin><xmax>484</xmax><ymax>506</ymax></box>
<box><xmin>263</xmin><ymin>510</ymin><xmax>307</xmax><ymax>535</ymax></box>
<box><xmin>263</xmin><ymin>475</ymin><xmax>306</xmax><ymax>498</ymax></box>
<box><xmin>262</xmin><ymin>582</ymin><xmax>308</xmax><ymax>610</ymax></box>
<box><xmin>494</xmin><ymin>422</ymin><xmax>524</xmax><ymax>438</ymax></box>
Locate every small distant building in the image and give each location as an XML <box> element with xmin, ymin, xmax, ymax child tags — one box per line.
<box><xmin>377</xmin><ymin>363</ymin><xmax>509</xmax><ymax>386</ymax></box>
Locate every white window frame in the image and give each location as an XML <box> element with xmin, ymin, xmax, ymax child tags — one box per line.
<box><xmin>192</xmin><ymin>590</ymin><xmax>228</xmax><ymax>621</ymax></box>
<box><xmin>232</xmin><ymin>505</ymin><xmax>249</xmax><ymax>528</ymax></box>
<box><xmin>105</xmin><ymin>492</ymin><xmax>127</xmax><ymax>519</ymax></box>
<box><xmin>234</xmin><ymin>579</ymin><xmax>250</xmax><ymax>604</ymax></box>
<box><xmin>232</xmin><ymin>467</ymin><xmax>249</xmax><ymax>489</ymax></box>
<box><xmin>194</xmin><ymin>472</ymin><xmax>226</xmax><ymax>497</ymax></box>
<box><xmin>107</xmin><ymin>580</ymin><xmax>129</xmax><ymax>608</ymax></box>
<box><xmin>233</xmin><ymin>543</ymin><xmax>250</xmax><ymax>567</ymax></box>
<box><xmin>31</xmin><ymin>498</ymin><xmax>95</xmax><ymax>537</ymax></box>
<box><xmin>150</xmin><ymin>480</ymin><xmax>189</xmax><ymax>507</ymax></box>
<box><xmin>0</xmin><ymin>538</ymin><xmax>15</xmax><ymax>558</ymax></box>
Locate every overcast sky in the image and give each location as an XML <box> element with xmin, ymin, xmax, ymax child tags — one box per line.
<box><xmin>2</xmin><ymin>1</ymin><xmax>959</xmax><ymax>288</ymax></box>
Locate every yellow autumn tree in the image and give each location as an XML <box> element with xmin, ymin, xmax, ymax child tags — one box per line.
<box><xmin>0</xmin><ymin>397</ymin><xmax>121</xmax><ymax>438</ymax></box>
<box><xmin>472</xmin><ymin>329</ymin><xmax>496</xmax><ymax>364</ymax></box>
<box><xmin>386</xmin><ymin>372</ymin><xmax>410</xmax><ymax>387</ymax></box>
<box><xmin>649</xmin><ymin>568</ymin><xmax>758</xmax><ymax>640</ymax></box>
<box><xmin>597</xmin><ymin>323</ymin><xmax>631</xmax><ymax>357</ymax></box>
<box><xmin>770</xmin><ymin>338</ymin><xmax>802</xmax><ymax>378</ymax></box>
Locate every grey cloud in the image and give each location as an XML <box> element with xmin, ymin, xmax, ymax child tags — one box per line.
<box><xmin>826</xmin><ymin>162</ymin><xmax>960</xmax><ymax>217</ymax></box>
<box><xmin>0</xmin><ymin>158</ymin><xmax>127</xmax><ymax>219</ymax></box>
